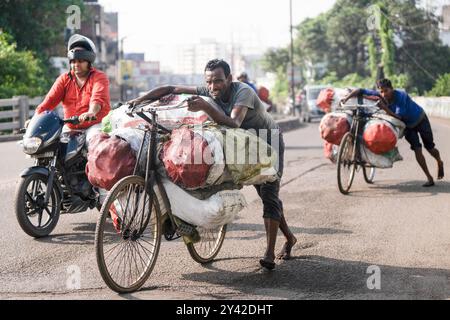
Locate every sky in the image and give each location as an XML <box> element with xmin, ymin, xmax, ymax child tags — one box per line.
<box><xmin>98</xmin><ymin>0</ymin><xmax>336</xmax><ymax>70</ymax></box>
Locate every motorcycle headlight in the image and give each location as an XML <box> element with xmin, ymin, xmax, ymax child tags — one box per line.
<box><xmin>23</xmin><ymin>137</ymin><xmax>42</xmax><ymax>154</ymax></box>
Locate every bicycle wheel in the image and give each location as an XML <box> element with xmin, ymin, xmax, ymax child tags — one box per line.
<box><xmin>186</xmin><ymin>224</ymin><xmax>227</xmax><ymax>264</ymax></box>
<box><xmin>363</xmin><ymin>166</ymin><xmax>376</xmax><ymax>184</ymax></box>
<box><xmin>337</xmin><ymin>132</ymin><xmax>357</xmax><ymax>195</ymax></box>
<box><xmin>95</xmin><ymin>175</ymin><xmax>162</xmax><ymax>293</ymax></box>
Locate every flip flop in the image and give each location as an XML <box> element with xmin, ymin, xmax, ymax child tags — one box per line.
<box><xmin>259</xmin><ymin>259</ymin><xmax>275</xmax><ymax>270</ymax></box>
<box><xmin>423</xmin><ymin>181</ymin><xmax>435</xmax><ymax>187</ymax></box>
<box><xmin>438</xmin><ymin>162</ymin><xmax>444</xmax><ymax>180</ymax></box>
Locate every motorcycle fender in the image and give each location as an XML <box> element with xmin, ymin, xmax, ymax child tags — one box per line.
<box><xmin>20</xmin><ymin>166</ymin><xmax>49</xmax><ymax>178</ymax></box>
<box><xmin>20</xmin><ymin>166</ymin><xmax>64</xmax><ymax>199</ymax></box>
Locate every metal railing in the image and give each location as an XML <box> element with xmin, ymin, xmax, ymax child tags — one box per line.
<box><xmin>0</xmin><ymin>96</ymin><xmax>44</xmax><ymax>133</ymax></box>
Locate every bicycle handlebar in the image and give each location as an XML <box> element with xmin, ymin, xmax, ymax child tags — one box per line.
<box><xmin>338</xmin><ymin>100</ymin><xmax>381</xmax><ymax>110</ymax></box>
<box><xmin>126</xmin><ymin>97</ymin><xmax>191</xmax><ymax>117</ymax></box>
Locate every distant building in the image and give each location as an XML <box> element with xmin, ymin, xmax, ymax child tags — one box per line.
<box><xmin>124</xmin><ymin>53</ymin><xmax>145</xmax><ymax>62</ymax></box>
<box><xmin>176</xmin><ymin>39</ymin><xmax>228</xmax><ymax>75</ymax></box>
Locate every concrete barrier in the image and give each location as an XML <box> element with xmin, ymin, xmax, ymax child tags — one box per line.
<box><xmin>413</xmin><ymin>97</ymin><xmax>450</xmax><ymax>119</ymax></box>
<box><xmin>277</xmin><ymin>116</ymin><xmax>302</xmax><ymax>133</ymax></box>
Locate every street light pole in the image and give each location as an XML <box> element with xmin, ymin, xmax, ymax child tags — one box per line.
<box><xmin>289</xmin><ymin>0</ymin><xmax>297</xmax><ymax>117</ymax></box>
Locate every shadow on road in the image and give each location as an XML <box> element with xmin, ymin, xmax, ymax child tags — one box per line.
<box><xmin>182</xmin><ymin>255</ymin><xmax>450</xmax><ymax>299</ymax></box>
<box><xmin>350</xmin><ymin>181</ymin><xmax>450</xmax><ymax>198</ymax></box>
<box><xmin>34</xmin><ymin>223</ymin><xmax>110</xmax><ymax>245</ymax></box>
<box><xmin>227</xmin><ymin>223</ymin><xmax>352</xmax><ymax>241</ymax></box>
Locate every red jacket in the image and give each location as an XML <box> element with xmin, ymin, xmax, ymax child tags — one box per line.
<box><xmin>36</xmin><ymin>68</ymin><xmax>111</xmax><ymax>129</ymax></box>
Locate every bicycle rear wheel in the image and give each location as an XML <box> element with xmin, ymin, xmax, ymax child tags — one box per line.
<box><xmin>337</xmin><ymin>132</ymin><xmax>357</xmax><ymax>195</ymax></box>
<box><xmin>363</xmin><ymin>166</ymin><xmax>376</xmax><ymax>184</ymax></box>
<box><xmin>95</xmin><ymin>175</ymin><xmax>162</xmax><ymax>293</ymax></box>
<box><xmin>186</xmin><ymin>225</ymin><xmax>227</xmax><ymax>264</ymax></box>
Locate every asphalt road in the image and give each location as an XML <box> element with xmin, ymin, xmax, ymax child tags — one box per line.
<box><xmin>0</xmin><ymin>117</ymin><xmax>449</xmax><ymax>300</ymax></box>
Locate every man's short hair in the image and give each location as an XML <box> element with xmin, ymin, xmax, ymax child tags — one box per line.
<box><xmin>377</xmin><ymin>78</ymin><xmax>393</xmax><ymax>89</ymax></box>
<box><xmin>205</xmin><ymin>59</ymin><xmax>231</xmax><ymax>78</ymax></box>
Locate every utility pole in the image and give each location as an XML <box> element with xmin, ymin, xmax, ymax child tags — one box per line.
<box><xmin>289</xmin><ymin>0</ymin><xmax>297</xmax><ymax>117</ymax></box>
<box><xmin>120</xmin><ymin>36</ymin><xmax>126</xmax><ymax>101</ymax></box>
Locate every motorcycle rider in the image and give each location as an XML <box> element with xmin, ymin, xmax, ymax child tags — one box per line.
<box><xmin>29</xmin><ymin>34</ymin><xmax>110</xmax><ymax>144</ymax></box>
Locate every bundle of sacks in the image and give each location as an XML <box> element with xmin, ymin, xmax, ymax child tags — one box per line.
<box><xmin>102</xmin><ymin>94</ymin><xmax>212</xmax><ymax>133</ymax></box>
<box><xmin>319</xmin><ymin>112</ymin><xmax>352</xmax><ymax>163</ymax></box>
<box><xmin>85</xmin><ymin>133</ymin><xmax>136</xmax><ymax>191</ymax></box>
<box><xmin>359</xmin><ymin>114</ymin><xmax>405</xmax><ymax>168</ymax></box>
<box><xmin>160</xmin><ymin>124</ymin><xmax>279</xmax><ymax>189</ymax></box>
<box><xmin>319</xmin><ymin>109</ymin><xmax>405</xmax><ymax>168</ymax></box>
<box><xmin>86</xmin><ymin>95</ymin><xmax>280</xmax><ymax>229</ymax></box>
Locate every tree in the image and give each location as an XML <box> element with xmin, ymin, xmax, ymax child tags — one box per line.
<box><xmin>0</xmin><ymin>0</ymin><xmax>87</xmax><ymax>96</ymax></box>
<box><xmin>0</xmin><ymin>32</ymin><xmax>48</xmax><ymax>98</ymax></box>
<box><xmin>261</xmin><ymin>0</ymin><xmax>450</xmax><ymax>94</ymax></box>
<box><xmin>427</xmin><ymin>73</ymin><xmax>450</xmax><ymax>97</ymax></box>
<box><xmin>0</xmin><ymin>0</ymin><xmax>85</xmax><ymax>56</ymax></box>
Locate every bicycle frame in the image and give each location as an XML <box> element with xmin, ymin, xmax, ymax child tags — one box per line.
<box><xmin>119</xmin><ymin>104</ymin><xmax>190</xmax><ymax>240</ymax></box>
<box><xmin>339</xmin><ymin>100</ymin><xmax>381</xmax><ymax>167</ymax></box>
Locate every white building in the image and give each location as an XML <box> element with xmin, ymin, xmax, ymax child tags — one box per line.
<box><xmin>176</xmin><ymin>39</ymin><xmax>229</xmax><ymax>75</ymax></box>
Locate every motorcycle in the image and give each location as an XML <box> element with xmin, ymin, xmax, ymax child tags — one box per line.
<box><xmin>15</xmin><ymin>111</ymin><xmax>100</xmax><ymax>238</ymax></box>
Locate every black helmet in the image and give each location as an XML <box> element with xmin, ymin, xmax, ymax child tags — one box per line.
<box><xmin>67</xmin><ymin>34</ymin><xmax>96</xmax><ymax>63</ymax></box>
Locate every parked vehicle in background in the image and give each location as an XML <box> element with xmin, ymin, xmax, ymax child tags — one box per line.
<box><xmin>300</xmin><ymin>84</ymin><xmax>329</xmax><ymax>122</ymax></box>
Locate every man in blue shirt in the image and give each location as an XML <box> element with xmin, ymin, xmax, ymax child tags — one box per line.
<box><xmin>237</xmin><ymin>72</ymin><xmax>258</xmax><ymax>93</ymax></box>
<box><xmin>342</xmin><ymin>78</ymin><xmax>444</xmax><ymax>187</ymax></box>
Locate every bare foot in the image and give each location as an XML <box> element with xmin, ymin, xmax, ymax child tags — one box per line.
<box><xmin>277</xmin><ymin>236</ymin><xmax>297</xmax><ymax>260</ymax></box>
<box><xmin>259</xmin><ymin>253</ymin><xmax>276</xmax><ymax>270</ymax></box>
<box><xmin>438</xmin><ymin>161</ymin><xmax>444</xmax><ymax>180</ymax></box>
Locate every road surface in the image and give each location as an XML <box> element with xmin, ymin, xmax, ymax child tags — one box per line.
<box><xmin>0</xmin><ymin>117</ymin><xmax>449</xmax><ymax>300</ymax></box>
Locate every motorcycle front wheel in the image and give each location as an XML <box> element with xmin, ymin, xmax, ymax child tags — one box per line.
<box><xmin>15</xmin><ymin>173</ymin><xmax>61</xmax><ymax>238</ymax></box>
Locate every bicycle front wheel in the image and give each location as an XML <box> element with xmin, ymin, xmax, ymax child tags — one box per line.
<box><xmin>186</xmin><ymin>225</ymin><xmax>227</xmax><ymax>264</ymax></box>
<box><xmin>363</xmin><ymin>166</ymin><xmax>376</xmax><ymax>184</ymax></box>
<box><xmin>337</xmin><ymin>132</ymin><xmax>357</xmax><ymax>195</ymax></box>
<box><xmin>95</xmin><ymin>175</ymin><xmax>162</xmax><ymax>293</ymax></box>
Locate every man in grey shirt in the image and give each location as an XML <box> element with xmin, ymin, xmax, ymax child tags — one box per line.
<box><xmin>128</xmin><ymin>59</ymin><xmax>297</xmax><ymax>270</ymax></box>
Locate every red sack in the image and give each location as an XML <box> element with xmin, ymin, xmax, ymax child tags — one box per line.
<box><xmin>161</xmin><ymin>127</ymin><xmax>212</xmax><ymax>189</ymax></box>
<box><xmin>258</xmin><ymin>86</ymin><xmax>270</xmax><ymax>103</ymax></box>
<box><xmin>319</xmin><ymin>113</ymin><xmax>350</xmax><ymax>145</ymax></box>
<box><xmin>316</xmin><ymin>88</ymin><xmax>334</xmax><ymax>113</ymax></box>
<box><xmin>86</xmin><ymin>133</ymin><xmax>136</xmax><ymax>190</ymax></box>
<box><xmin>363</xmin><ymin>121</ymin><xmax>397</xmax><ymax>155</ymax></box>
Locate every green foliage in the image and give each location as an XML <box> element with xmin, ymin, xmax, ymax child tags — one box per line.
<box><xmin>427</xmin><ymin>74</ymin><xmax>450</xmax><ymax>97</ymax></box>
<box><xmin>0</xmin><ymin>32</ymin><xmax>48</xmax><ymax>98</ymax></box>
<box><xmin>261</xmin><ymin>0</ymin><xmax>450</xmax><ymax>95</ymax></box>
<box><xmin>318</xmin><ymin>72</ymin><xmax>373</xmax><ymax>89</ymax></box>
<box><xmin>271</xmin><ymin>67</ymin><xmax>290</xmax><ymax>104</ymax></box>
<box><xmin>0</xmin><ymin>0</ymin><xmax>86</xmax><ymax>98</ymax></box>
<box><xmin>0</xmin><ymin>0</ymin><xmax>85</xmax><ymax>56</ymax></box>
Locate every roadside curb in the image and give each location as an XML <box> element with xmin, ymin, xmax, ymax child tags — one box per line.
<box><xmin>276</xmin><ymin>116</ymin><xmax>303</xmax><ymax>133</ymax></box>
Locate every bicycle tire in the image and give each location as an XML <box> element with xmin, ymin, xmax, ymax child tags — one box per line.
<box><xmin>337</xmin><ymin>132</ymin><xmax>357</xmax><ymax>195</ymax></box>
<box><xmin>95</xmin><ymin>175</ymin><xmax>162</xmax><ymax>293</ymax></box>
<box><xmin>186</xmin><ymin>224</ymin><xmax>227</xmax><ymax>264</ymax></box>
